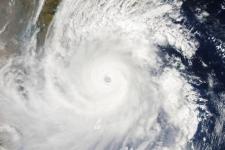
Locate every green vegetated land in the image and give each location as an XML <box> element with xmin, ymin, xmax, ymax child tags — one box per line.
<box><xmin>37</xmin><ymin>0</ymin><xmax>61</xmax><ymax>46</ymax></box>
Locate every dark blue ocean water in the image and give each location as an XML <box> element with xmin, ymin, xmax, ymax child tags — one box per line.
<box><xmin>164</xmin><ymin>0</ymin><xmax>225</xmax><ymax>149</ymax></box>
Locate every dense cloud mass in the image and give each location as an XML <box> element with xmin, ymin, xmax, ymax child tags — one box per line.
<box><xmin>0</xmin><ymin>0</ymin><xmax>204</xmax><ymax>150</ymax></box>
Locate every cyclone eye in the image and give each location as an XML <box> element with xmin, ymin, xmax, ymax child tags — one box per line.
<box><xmin>104</xmin><ymin>75</ymin><xmax>111</xmax><ymax>83</ymax></box>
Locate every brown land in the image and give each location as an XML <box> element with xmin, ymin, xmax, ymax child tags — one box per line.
<box><xmin>37</xmin><ymin>0</ymin><xmax>61</xmax><ymax>46</ymax></box>
<box><xmin>0</xmin><ymin>0</ymin><xmax>61</xmax><ymax>58</ymax></box>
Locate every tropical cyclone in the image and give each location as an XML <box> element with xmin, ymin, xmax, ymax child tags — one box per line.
<box><xmin>0</xmin><ymin>0</ymin><xmax>200</xmax><ymax>150</ymax></box>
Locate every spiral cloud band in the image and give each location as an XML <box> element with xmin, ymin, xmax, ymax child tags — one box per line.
<box><xmin>0</xmin><ymin>0</ymin><xmax>200</xmax><ymax>150</ymax></box>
